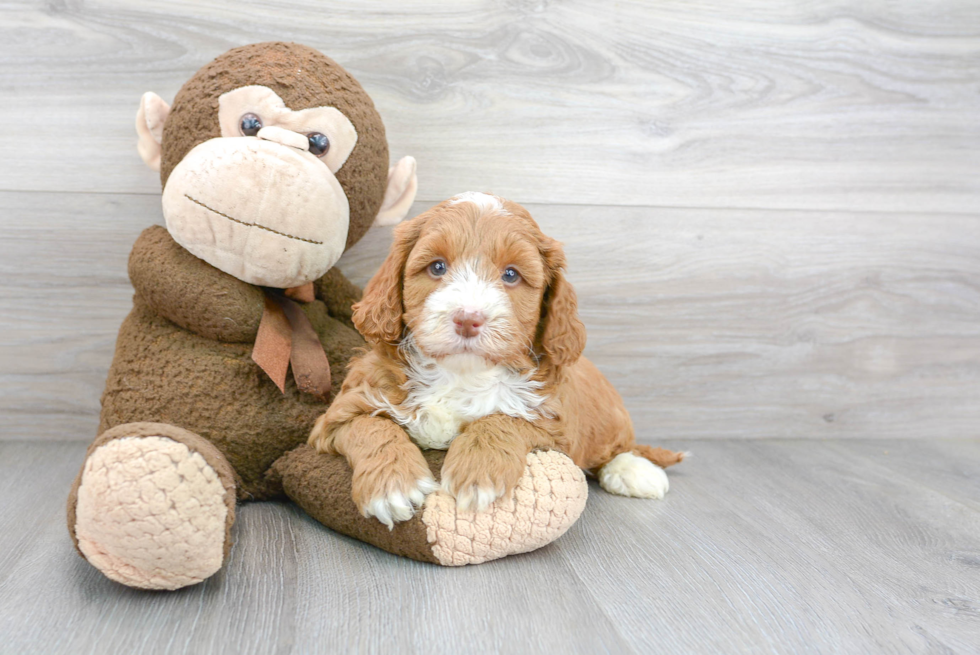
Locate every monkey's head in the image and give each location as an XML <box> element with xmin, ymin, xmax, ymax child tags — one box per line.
<box><xmin>135</xmin><ymin>42</ymin><xmax>417</xmax><ymax>289</ymax></box>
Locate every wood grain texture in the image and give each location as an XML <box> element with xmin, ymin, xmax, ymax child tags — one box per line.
<box><xmin>1</xmin><ymin>0</ymin><xmax>978</xmax><ymax>211</ymax></box>
<box><xmin>1</xmin><ymin>439</ymin><xmax>978</xmax><ymax>654</ymax></box>
<box><xmin>2</xmin><ymin>191</ymin><xmax>978</xmax><ymax>441</ymax></box>
<box><xmin>3</xmin><ymin>3</ymin><xmax>978</xmax><ymax>652</ymax></box>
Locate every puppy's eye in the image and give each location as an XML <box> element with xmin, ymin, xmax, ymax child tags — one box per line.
<box><xmin>307</xmin><ymin>132</ymin><xmax>330</xmax><ymax>157</ymax></box>
<box><xmin>502</xmin><ymin>267</ymin><xmax>521</xmax><ymax>285</ymax></box>
<box><xmin>239</xmin><ymin>113</ymin><xmax>263</xmax><ymax>136</ymax></box>
<box><xmin>428</xmin><ymin>260</ymin><xmax>448</xmax><ymax>278</ymax></box>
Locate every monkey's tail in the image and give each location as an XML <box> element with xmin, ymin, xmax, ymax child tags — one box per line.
<box><xmin>633</xmin><ymin>444</ymin><xmax>688</xmax><ymax>469</ymax></box>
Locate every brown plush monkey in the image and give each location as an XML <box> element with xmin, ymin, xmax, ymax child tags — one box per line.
<box><xmin>66</xmin><ymin>43</ymin><xmax>587</xmax><ymax>590</ymax></box>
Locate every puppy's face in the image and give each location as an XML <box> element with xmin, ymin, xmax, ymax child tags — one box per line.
<box><xmin>401</xmin><ymin>198</ymin><xmax>547</xmax><ymax>363</ymax></box>
<box><xmin>354</xmin><ymin>193</ymin><xmax>586</xmax><ymax>369</ymax></box>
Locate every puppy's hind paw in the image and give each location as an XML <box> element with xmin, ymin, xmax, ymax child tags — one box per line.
<box><xmin>599</xmin><ymin>452</ymin><xmax>669</xmax><ymax>499</ymax></box>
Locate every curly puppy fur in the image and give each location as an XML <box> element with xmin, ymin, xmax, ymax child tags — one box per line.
<box><xmin>310</xmin><ymin>193</ymin><xmax>684</xmax><ymax>526</ymax></box>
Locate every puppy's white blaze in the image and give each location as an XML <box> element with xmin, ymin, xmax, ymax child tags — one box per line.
<box><xmin>364</xmin><ymin>476</ymin><xmax>438</xmax><ymax>529</ymax></box>
<box><xmin>417</xmin><ymin>262</ymin><xmax>511</xmax><ymax>355</ymax></box>
<box><xmin>449</xmin><ymin>191</ymin><xmax>504</xmax><ymax>213</ymax></box>
<box><xmin>599</xmin><ymin>452</ymin><xmax>669</xmax><ymax>499</ymax></box>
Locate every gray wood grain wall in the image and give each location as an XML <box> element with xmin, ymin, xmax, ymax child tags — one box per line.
<box><xmin>1</xmin><ymin>0</ymin><xmax>978</xmax><ymax>441</ymax></box>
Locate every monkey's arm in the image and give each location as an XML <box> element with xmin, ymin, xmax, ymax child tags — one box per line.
<box><xmin>313</xmin><ymin>267</ymin><xmax>362</xmax><ymax>331</ymax></box>
<box><xmin>128</xmin><ymin>225</ymin><xmax>264</xmax><ymax>342</ymax></box>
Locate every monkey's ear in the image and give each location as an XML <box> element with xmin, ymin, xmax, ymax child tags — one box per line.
<box><xmin>136</xmin><ymin>92</ymin><xmax>171</xmax><ymax>172</ymax></box>
<box><xmin>374</xmin><ymin>156</ymin><xmax>418</xmax><ymax>226</ymax></box>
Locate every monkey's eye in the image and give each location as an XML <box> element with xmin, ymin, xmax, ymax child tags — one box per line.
<box><xmin>239</xmin><ymin>113</ymin><xmax>263</xmax><ymax>136</ymax></box>
<box><xmin>428</xmin><ymin>260</ymin><xmax>448</xmax><ymax>278</ymax></box>
<box><xmin>307</xmin><ymin>132</ymin><xmax>331</xmax><ymax>157</ymax></box>
<box><xmin>502</xmin><ymin>267</ymin><xmax>521</xmax><ymax>285</ymax></box>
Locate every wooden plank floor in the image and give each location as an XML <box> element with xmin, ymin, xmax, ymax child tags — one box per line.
<box><xmin>1</xmin><ymin>439</ymin><xmax>978</xmax><ymax>654</ymax></box>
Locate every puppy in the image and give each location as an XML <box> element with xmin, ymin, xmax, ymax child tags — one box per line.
<box><xmin>310</xmin><ymin>192</ymin><xmax>683</xmax><ymax>527</ymax></box>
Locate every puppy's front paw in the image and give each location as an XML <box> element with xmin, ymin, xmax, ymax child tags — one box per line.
<box><xmin>351</xmin><ymin>446</ymin><xmax>437</xmax><ymax>529</ymax></box>
<box><xmin>309</xmin><ymin>412</ymin><xmax>333</xmax><ymax>451</ymax></box>
<box><xmin>363</xmin><ymin>476</ymin><xmax>439</xmax><ymax>529</ymax></box>
<box><xmin>441</xmin><ymin>444</ymin><xmax>526</xmax><ymax>512</ymax></box>
<box><xmin>440</xmin><ymin>476</ymin><xmax>501</xmax><ymax>513</ymax></box>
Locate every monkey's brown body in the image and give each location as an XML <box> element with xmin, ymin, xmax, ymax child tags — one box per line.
<box><xmin>97</xmin><ymin>226</ymin><xmax>364</xmax><ymax>501</ymax></box>
<box><xmin>66</xmin><ymin>43</ymin><xmax>587</xmax><ymax>590</ymax></box>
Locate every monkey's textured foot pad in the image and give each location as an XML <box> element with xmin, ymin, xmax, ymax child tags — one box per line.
<box><xmin>67</xmin><ymin>423</ymin><xmax>237</xmax><ymax>590</ymax></box>
<box><xmin>422</xmin><ymin>451</ymin><xmax>589</xmax><ymax>565</ymax></box>
<box><xmin>275</xmin><ymin>446</ymin><xmax>587</xmax><ymax>566</ymax></box>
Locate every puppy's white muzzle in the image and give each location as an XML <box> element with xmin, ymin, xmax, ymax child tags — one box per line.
<box><xmin>416</xmin><ymin>263</ymin><xmax>511</xmax><ymax>358</ymax></box>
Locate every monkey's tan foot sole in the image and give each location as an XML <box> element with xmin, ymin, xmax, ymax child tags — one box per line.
<box><xmin>69</xmin><ymin>424</ymin><xmax>236</xmax><ymax>590</ymax></box>
<box><xmin>422</xmin><ymin>450</ymin><xmax>588</xmax><ymax>565</ymax></box>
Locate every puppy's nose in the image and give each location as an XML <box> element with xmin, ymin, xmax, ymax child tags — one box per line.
<box><xmin>453</xmin><ymin>310</ymin><xmax>485</xmax><ymax>338</ymax></box>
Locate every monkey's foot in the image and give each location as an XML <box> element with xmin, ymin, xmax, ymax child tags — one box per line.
<box><xmin>68</xmin><ymin>423</ymin><xmax>237</xmax><ymax>590</ymax></box>
<box><xmin>422</xmin><ymin>450</ymin><xmax>589</xmax><ymax>565</ymax></box>
<box><xmin>275</xmin><ymin>447</ymin><xmax>588</xmax><ymax>566</ymax></box>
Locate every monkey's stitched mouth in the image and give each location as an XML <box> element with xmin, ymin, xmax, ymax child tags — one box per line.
<box><xmin>184</xmin><ymin>194</ymin><xmax>323</xmax><ymax>245</ymax></box>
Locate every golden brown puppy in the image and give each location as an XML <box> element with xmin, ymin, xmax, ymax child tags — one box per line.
<box><xmin>310</xmin><ymin>192</ymin><xmax>683</xmax><ymax>527</ymax></box>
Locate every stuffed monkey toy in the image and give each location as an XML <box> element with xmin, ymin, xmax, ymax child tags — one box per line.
<box><xmin>65</xmin><ymin>43</ymin><xmax>588</xmax><ymax>590</ymax></box>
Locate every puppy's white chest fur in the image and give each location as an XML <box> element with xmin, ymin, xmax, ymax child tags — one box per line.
<box><xmin>375</xmin><ymin>351</ymin><xmax>548</xmax><ymax>450</ymax></box>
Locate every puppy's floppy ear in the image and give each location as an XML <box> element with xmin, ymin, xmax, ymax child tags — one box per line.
<box><xmin>352</xmin><ymin>217</ymin><xmax>424</xmax><ymax>344</ymax></box>
<box><xmin>536</xmin><ymin>236</ymin><xmax>587</xmax><ymax>367</ymax></box>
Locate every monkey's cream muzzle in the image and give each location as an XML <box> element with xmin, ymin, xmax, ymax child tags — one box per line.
<box><xmin>161</xmin><ymin>133</ymin><xmax>349</xmax><ymax>289</ymax></box>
